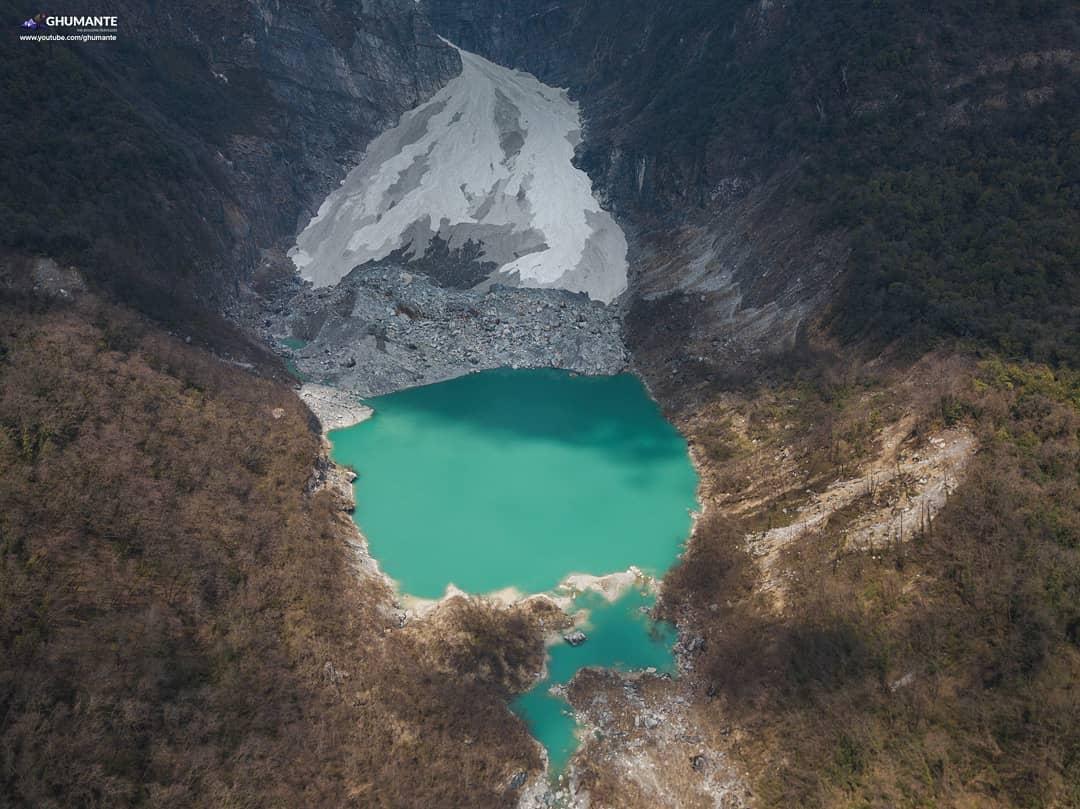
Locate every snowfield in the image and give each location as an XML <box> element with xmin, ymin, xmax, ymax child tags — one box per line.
<box><xmin>291</xmin><ymin>44</ymin><xmax>628</xmax><ymax>303</ymax></box>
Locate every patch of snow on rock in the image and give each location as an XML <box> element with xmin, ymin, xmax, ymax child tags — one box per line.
<box><xmin>291</xmin><ymin>44</ymin><xmax>628</xmax><ymax>303</ymax></box>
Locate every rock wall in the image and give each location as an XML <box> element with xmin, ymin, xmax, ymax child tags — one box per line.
<box><xmin>418</xmin><ymin>0</ymin><xmax>1079</xmax><ymax>401</ymax></box>
<box><xmin>26</xmin><ymin>0</ymin><xmax>460</xmax><ymax>309</ymax></box>
<box><xmin>419</xmin><ymin>0</ymin><xmax>844</xmax><ymax>393</ymax></box>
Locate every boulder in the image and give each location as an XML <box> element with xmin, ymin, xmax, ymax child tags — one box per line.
<box><xmin>563</xmin><ymin>630</ymin><xmax>587</xmax><ymax>647</ymax></box>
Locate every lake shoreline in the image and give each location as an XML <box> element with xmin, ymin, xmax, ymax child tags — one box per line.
<box><xmin>300</xmin><ymin>365</ymin><xmax>702</xmax><ymax>798</ymax></box>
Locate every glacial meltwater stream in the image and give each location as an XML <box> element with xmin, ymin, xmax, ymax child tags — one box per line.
<box><xmin>328</xmin><ymin>368</ymin><xmax>698</xmax><ymax>775</ymax></box>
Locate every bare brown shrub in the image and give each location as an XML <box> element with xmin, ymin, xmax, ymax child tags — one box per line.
<box><xmin>0</xmin><ymin>293</ymin><xmax>540</xmax><ymax>808</ymax></box>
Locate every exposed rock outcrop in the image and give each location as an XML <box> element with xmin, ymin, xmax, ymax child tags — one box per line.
<box><xmin>61</xmin><ymin>0</ymin><xmax>461</xmax><ymax>305</ymax></box>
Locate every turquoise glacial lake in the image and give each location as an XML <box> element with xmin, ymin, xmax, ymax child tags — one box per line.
<box><xmin>328</xmin><ymin>368</ymin><xmax>697</xmax><ymax>772</ymax></box>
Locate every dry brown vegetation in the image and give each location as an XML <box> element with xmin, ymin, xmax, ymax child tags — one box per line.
<box><xmin>661</xmin><ymin>354</ymin><xmax>1080</xmax><ymax>808</ymax></box>
<box><xmin>0</xmin><ymin>286</ymin><xmax>545</xmax><ymax>808</ymax></box>
<box><xmin>4</xmin><ymin>261</ymin><xmax>1077</xmax><ymax>809</ymax></box>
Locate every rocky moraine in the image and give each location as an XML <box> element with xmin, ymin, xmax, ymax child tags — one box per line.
<box><xmin>251</xmin><ymin>262</ymin><xmax>627</xmax><ymax>397</ymax></box>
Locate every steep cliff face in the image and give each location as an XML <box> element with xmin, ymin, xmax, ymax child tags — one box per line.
<box><xmin>1</xmin><ymin>0</ymin><xmax>459</xmax><ymax>318</ymax></box>
<box><xmin>420</xmin><ymin>0</ymin><xmax>1080</xmax><ymax>398</ymax></box>
<box><xmin>101</xmin><ymin>0</ymin><xmax>461</xmax><ymax>262</ymax></box>
<box><xmin>421</xmin><ymin>0</ymin><xmax>847</xmax><ymax>388</ymax></box>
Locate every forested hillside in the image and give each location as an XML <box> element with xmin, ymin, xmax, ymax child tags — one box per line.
<box><xmin>426</xmin><ymin>0</ymin><xmax>1080</xmax><ymax>365</ymax></box>
<box><xmin>0</xmin><ymin>0</ymin><xmax>456</xmax><ymax>325</ymax></box>
<box><xmin>0</xmin><ymin>266</ymin><xmax>544</xmax><ymax>807</ymax></box>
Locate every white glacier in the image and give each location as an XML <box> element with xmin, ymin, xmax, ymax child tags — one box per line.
<box><xmin>290</xmin><ymin>44</ymin><xmax>628</xmax><ymax>303</ymax></box>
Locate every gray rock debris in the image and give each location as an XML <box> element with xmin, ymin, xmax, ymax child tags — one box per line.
<box><xmin>508</xmin><ymin>771</ymin><xmax>527</xmax><ymax>790</ymax></box>
<box><xmin>563</xmin><ymin>631</ymin><xmax>588</xmax><ymax>647</ymax></box>
<box><xmin>254</xmin><ymin>261</ymin><xmax>628</xmax><ymax>397</ymax></box>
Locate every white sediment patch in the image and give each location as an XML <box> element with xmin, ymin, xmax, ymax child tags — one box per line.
<box><xmin>396</xmin><ymin>567</ymin><xmax>652</xmax><ymax>622</ymax></box>
<box><xmin>291</xmin><ymin>43</ymin><xmax>628</xmax><ymax>303</ymax></box>
<box><xmin>299</xmin><ymin>383</ymin><xmax>373</xmax><ymax>431</ymax></box>
<box><xmin>559</xmin><ymin>567</ymin><xmax>647</xmax><ymax>603</ymax></box>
